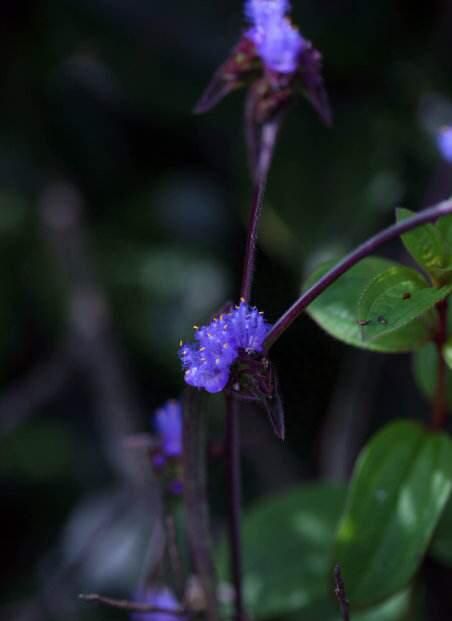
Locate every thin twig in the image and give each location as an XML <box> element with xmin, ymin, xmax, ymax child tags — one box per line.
<box><xmin>225</xmin><ymin>395</ymin><xmax>245</xmax><ymax>621</ymax></box>
<box><xmin>265</xmin><ymin>199</ymin><xmax>452</xmax><ymax>350</ymax></box>
<box><xmin>334</xmin><ymin>564</ymin><xmax>350</xmax><ymax>621</ymax></box>
<box><xmin>79</xmin><ymin>593</ymin><xmax>188</xmax><ymax>616</ymax></box>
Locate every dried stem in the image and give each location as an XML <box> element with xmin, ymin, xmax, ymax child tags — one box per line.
<box><xmin>265</xmin><ymin>199</ymin><xmax>452</xmax><ymax>350</ymax></box>
<box><xmin>79</xmin><ymin>593</ymin><xmax>188</xmax><ymax>616</ymax></box>
<box><xmin>225</xmin><ymin>395</ymin><xmax>245</xmax><ymax>621</ymax></box>
<box><xmin>433</xmin><ymin>299</ymin><xmax>449</xmax><ymax>429</ymax></box>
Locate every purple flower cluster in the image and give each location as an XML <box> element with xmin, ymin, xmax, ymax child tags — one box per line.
<box><xmin>179</xmin><ymin>302</ymin><xmax>271</xmax><ymax>394</ymax></box>
<box><xmin>154</xmin><ymin>400</ymin><xmax>183</xmax><ymax>459</ymax></box>
<box><xmin>131</xmin><ymin>587</ymin><xmax>184</xmax><ymax>621</ymax></box>
<box><xmin>245</xmin><ymin>0</ymin><xmax>305</xmax><ymax>74</ymax></box>
<box><xmin>437</xmin><ymin>126</ymin><xmax>452</xmax><ymax>163</ymax></box>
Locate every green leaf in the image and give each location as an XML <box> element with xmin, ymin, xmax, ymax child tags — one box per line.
<box><xmin>413</xmin><ymin>343</ymin><xmax>452</xmax><ymax>408</ymax></box>
<box><xmin>442</xmin><ymin>337</ymin><xmax>452</xmax><ymax>371</ymax></box>
<box><xmin>430</xmin><ymin>495</ymin><xmax>452</xmax><ymax>567</ymax></box>
<box><xmin>335</xmin><ymin>420</ymin><xmax>452</xmax><ymax>608</ymax></box>
<box><xmin>285</xmin><ymin>589</ymin><xmax>411</xmax><ymax>621</ymax></box>
<box><xmin>433</xmin><ymin>208</ymin><xmax>452</xmax><ymax>263</ymax></box>
<box><xmin>357</xmin><ymin>265</ymin><xmax>451</xmax><ymax>343</ymax></box>
<box><xmin>397</xmin><ymin>207</ymin><xmax>447</xmax><ymax>281</ymax></box>
<box><xmin>305</xmin><ymin>258</ymin><xmax>431</xmax><ymax>352</ymax></box>
<box><xmin>218</xmin><ymin>484</ymin><xmax>347</xmax><ymax>619</ymax></box>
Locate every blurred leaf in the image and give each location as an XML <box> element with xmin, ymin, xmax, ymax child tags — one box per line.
<box><xmin>413</xmin><ymin>343</ymin><xmax>452</xmax><ymax>408</ymax></box>
<box><xmin>288</xmin><ymin>589</ymin><xmax>411</xmax><ymax>621</ymax></box>
<box><xmin>357</xmin><ymin>265</ymin><xmax>450</xmax><ymax>343</ymax></box>
<box><xmin>218</xmin><ymin>484</ymin><xmax>347</xmax><ymax>619</ymax></box>
<box><xmin>397</xmin><ymin>208</ymin><xmax>451</xmax><ymax>283</ymax></box>
<box><xmin>335</xmin><ymin>420</ymin><xmax>452</xmax><ymax>607</ymax></box>
<box><xmin>442</xmin><ymin>337</ymin><xmax>452</xmax><ymax>371</ymax></box>
<box><xmin>305</xmin><ymin>257</ymin><xmax>431</xmax><ymax>352</ymax></box>
<box><xmin>0</xmin><ymin>421</ymin><xmax>72</xmax><ymax>480</ymax></box>
<box><xmin>430</xmin><ymin>494</ymin><xmax>452</xmax><ymax>567</ymax></box>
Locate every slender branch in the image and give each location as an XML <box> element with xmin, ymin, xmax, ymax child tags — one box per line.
<box><xmin>240</xmin><ymin>119</ymin><xmax>281</xmax><ymax>303</ymax></box>
<box><xmin>79</xmin><ymin>594</ymin><xmax>188</xmax><ymax>616</ymax></box>
<box><xmin>334</xmin><ymin>564</ymin><xmax>350</xmax><ymax>621</ymax></box>
<box><xmin>433</xmin><ymin>299</ymin><xmax>449</xmax><ymax>429</ymax></box>
<box><xmin>265</xmin><ymin>199</ymin><xmax>452</xmax><ymax>350</ymax></box>
<box><xmin>225</xmin><ymin>395</ymin><xmax>245</xmax><ymax>621</ymax></box>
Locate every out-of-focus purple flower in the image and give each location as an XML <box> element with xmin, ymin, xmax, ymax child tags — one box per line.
<box><xmin>179</xmin><ymin>302</ymin><xmax>271</xmax><ymax>394</ymax></box>
<box><xmin>131</xmin><ymin>587</ymin><xmax>184</xmax><ymax>621</ymax></box>
<box><xmin>437</xmin><ymin>126</ymin><xmax>452</xmax><ymax>163</ymax></box>
<box><xmin>245</xmin><ymin>1</ymin><xmax>305</xmax><ymax>74</ymax></box>
<box><xmin>194</xmin><ymin>0</ymin><xmax>331</xmax><ymax>130</ymax></box>
<box><xmin>154</xmin><ymin>400</ymin><xmax>183</xmax><ymax>458</ymax></box>
<box><xmin>245</xmin><ymin>0</ymin><xmax>289</xmax><ymax>24</ymax></box>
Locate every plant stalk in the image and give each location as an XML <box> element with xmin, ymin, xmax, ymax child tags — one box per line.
<box><xmin>240</xmin><ymin>120</ymin><xmax>280</xmax><ymax>303</ymax></box>
<box><xmin>264</xmin><ymin>199</ymin><xmax>452</xmax><ymax>350</ymax></box>
<box><xmin>225</xmin><ymin>395</ymin><xmax>245</xmax><ymax>621</ymax></box>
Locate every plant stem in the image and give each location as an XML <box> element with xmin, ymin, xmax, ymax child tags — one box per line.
<box><xmin>433</xmin><ymin>299</ymin><xmax>449</xmax><ymax>429</ymax></box>
<box><xmin>225</xmin><ymin>395</ymin><xmax>245</xmax><ymax>621</ymax></box>
<box><xmin>240</xmin><ymin>119</ymin><xmax>280</xmax><ymax>303</ymax></box>
<box><xmin>264</xmin><ymin>199</ymin><xmax>452</xmax><ymax>350</ymax></box>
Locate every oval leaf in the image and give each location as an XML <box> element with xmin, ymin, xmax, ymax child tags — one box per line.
<box><xmin>397</xmin><ymin>207</ymin><xmax>447</xmax><ymax>280</ymax></box>
<box><xmin>357</xmin><ymin>265</ymin><xmax>451</xmax><ymax>343</ymax></box>
<box><xmin>218</xmin><ymin>484</ymin><xmax>346</xmax><ymax>618</ymax></box>
<box><xmin>430</xmin><ymin>495</ymin><xmax>452</xmax><ymax>567</ymax></box>
<box><xmin>305</xmin><ymin>258</ymin><xmax>431</xmax><ymax>352</ymax></box>
<box><xmin>335</xmin><ymin>420</ymin><xmax>452</xmax><ymax>608</ymax></box>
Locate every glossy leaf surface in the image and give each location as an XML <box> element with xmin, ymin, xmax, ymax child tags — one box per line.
<box><xmin>305</xmin><ymin>258</ymin><xmax>432</xmax><ymax>352</ymax></box>
<box><xmin>335</xmin><ymin>421</ymin><xmax>452</xmax><ymax>607</ymax></box>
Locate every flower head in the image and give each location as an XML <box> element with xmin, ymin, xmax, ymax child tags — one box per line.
<box><xmin>245</xmin><ymin>1</ymin><xmax>305</xmax><ymax>74</ymax></box>
<box><xmin>179</xmin><ymin>302</ymin><xmax>271</xmax><ymax>394</ymax></box>
<box><xmin>245</xmin><ymin>0</ymin><xmax>290</xmax><ymax>25</ymax></box>
<box><xmin>437</xmin><ymin>126</ymin><xmax>452</xmax><ymax>163</ymax></box>
<box><xmin>194</xmin><ymin>0</ymin><xmax>331</xmax><ymax>129</ymax></box>
<box><xmin>154</xmin><ymin>400</ymin><xmax>183</xmax><ymax>458</ymax></box>
<box><xmin>131</xmin><ymin>587</ymin><xmax>184</xmax><ymax>621</ymax></box>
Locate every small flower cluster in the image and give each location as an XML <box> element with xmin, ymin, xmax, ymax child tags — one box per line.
<box><xmin>179</xmin><ymin>302</ymin><xmax>271</xmax><ymax>394</ymax></box>
<box><xmin>152</xmin><ymin>400</ymin><xmax>183</xmax><ymax>496</ymax></box>
<box><xmin>245</xmin><ymin>0</ymin><xmax>305</xmax><ymax>74</ymax></box>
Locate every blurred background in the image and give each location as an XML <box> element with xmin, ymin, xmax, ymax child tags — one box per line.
<box><xmin>2</xmin><ymin>0</ymin><xmax>452</xmax><ymax>619</ymax></box>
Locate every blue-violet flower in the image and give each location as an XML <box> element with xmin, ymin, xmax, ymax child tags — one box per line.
<box><xmin>179</xmin><ymin>302</ymin><xmax>271</xmax><ymax>394</ymax></box>
<box><xmin>245</xmin><ymin>0</ymin><xmax>305</xmax><ymax>74</ymax></box>
<box><xmin>131</xmin><ymin>587</ymin><xmax>184</xmax><ymax>621</ymax></box>
<box><xmin>154</xmin><ymin>400</ymin><xmax>183</xmax><ymax>459</ymax></box>
<box><xmin>437</xmin><ymin>126</ymin><xmax>452</xmax><ymax>163</ymax></box>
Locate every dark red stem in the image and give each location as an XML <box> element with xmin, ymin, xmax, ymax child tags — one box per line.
<box><xmin>240</xmin><ymin>120</ymin><xmax>280</xmax><ymax>303</ymax></box>
<box><xmin>264</xmin><ymin>199</ymin><xmax>452</xmax><ymax>350</ymax></box>
<box><xmin>433</xmin><ymin>299</ymin><xmax>449</xmax><ymax>429</ymax></box>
